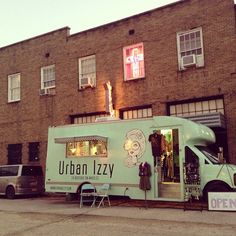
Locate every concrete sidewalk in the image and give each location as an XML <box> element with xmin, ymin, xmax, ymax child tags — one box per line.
<box><xmin>0</xmin><ymin>196</ymin><xmax>236</xmax><ymax>226</ymax></box>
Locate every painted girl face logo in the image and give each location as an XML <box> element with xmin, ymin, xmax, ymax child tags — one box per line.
<box><xmin>124</xmin><ymin>140</ymin><xmax>141</xmax><ymax>158</ymax></box>
<box><xmin>124</xmin><ymin>129</ymin><xmax>146</xmax><ymax>167</ymax></box>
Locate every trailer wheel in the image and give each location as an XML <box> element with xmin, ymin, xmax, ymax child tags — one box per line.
<box><xmin>203</xmin><ymin>182</ymin><xmax>231</xmax><ymax>202</ymax></box>
<box><xmin>6</xmin><ymin>186</ymin><xmax>16</xmax><ymax>199</ymax></box>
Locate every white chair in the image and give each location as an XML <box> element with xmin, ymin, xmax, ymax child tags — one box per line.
<box><xmin>95</xmin><ymin>183</ymin><xmax>111</xmax><ymax>208</ymax></box>
<box><xmin>79</xmin><ymin>183</ymin><xmax>96</xmax><ymax>208</ymax></box>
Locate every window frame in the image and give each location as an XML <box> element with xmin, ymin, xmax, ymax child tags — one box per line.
<box><xmin>40</xmin><ymin>64</ymin><xmax>55</xmax><ymax>89</ymax></box>
<box><xmin>78</xmin><ymin>55</ymin><xmax>96</xmax><ymax>89</ymax></box>
<box><xmin>176</xmin><ymin>27</ymin><xmax>204</xmax><ymax>70</ymax></box>
<box><xmin>8</xmin><ymin>73</ymin><xmax>21</xmax><ymax>103</ymax></box>
<box><xmin>66</xmin><ymin>139</ymin><xmax>108</xmax><ymax>158</ymax></box>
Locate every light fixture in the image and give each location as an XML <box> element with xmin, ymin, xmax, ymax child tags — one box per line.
<box><xmin>70</xmin><ymin>138</ymin><xmax>77</xmax><ymax>154</ymax></box>
<box><xmin>71</xmin><ymin>146</ymin><xmax>76</xmax><ymax>154</ymax></box>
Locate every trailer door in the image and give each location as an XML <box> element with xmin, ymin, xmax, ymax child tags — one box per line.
<box><xmin>149</xmin><ymin>128</ymin><xmax>181</xmax><ymax>199</ymax></box>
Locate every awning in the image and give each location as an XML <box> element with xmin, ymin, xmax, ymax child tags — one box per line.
<box><xmin>182</xmin><ymin>112</ymin><xmax>226</xmax><ymax>128</ymax></box>
<box><xmin>55</xmin><ymin>135</ymin><xmax>107</xmax><ymax>144</ymax></box>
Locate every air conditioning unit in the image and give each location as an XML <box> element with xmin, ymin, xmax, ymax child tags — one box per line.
<box><xmin>80</xmin><ymin>77</ymin><xmax>95</xmax><ymax>88</ymax></box>
<box><xmin>181</xmin><ymin>54</ymin><xmax>196</xmax><ymax>68</ymax></box>
<box><xmin>39</xmin><ymin>88</ymin><xmax>50</xmax><ymax>96</ymax></box>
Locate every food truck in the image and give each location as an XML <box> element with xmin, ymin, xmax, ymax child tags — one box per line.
<box><xmin>45</xmin><ymin>116</ymin><xmax>236</xmax><ymax>202</ymax></box>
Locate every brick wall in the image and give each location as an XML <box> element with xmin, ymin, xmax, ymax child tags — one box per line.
<box><xmin>0</xmin><ymin>0</ymin><xmax>235</xmax><ymax>166</ymax></box>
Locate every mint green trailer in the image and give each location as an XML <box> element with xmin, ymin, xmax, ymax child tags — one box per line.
<box><xmin>45</xmin><ymin>116</ymin><xmax>236</xmax><ymax>201</ymax></box>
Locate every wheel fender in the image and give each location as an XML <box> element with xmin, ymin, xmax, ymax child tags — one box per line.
<box><xmin>77</xmin><ymin>181</ymin><xmax>92</xmax><ymax>194</ymax></box>
<box><xmin>203</xmin><ymin>180</ymin><xmax>231</xmax><ymax>198</ymax></box>
<box><xmin>5</xmin><ymin>184</ymin><xmax>15</xmax><ymax>193</ymax></box>
<box><xmin>204</xmin><ymin>180</ymin><xmax>231</xmax><ymax>191</ymax></box>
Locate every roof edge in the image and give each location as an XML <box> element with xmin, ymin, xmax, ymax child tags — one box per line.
<box><xmin>0</xmin><ymin>27</ymin><xmax>70</xmax><ymax>50</ymax></box>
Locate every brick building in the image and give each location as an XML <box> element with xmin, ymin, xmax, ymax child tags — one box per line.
<box><xmin>0</xmin><ymin>0</ymin><xmax>235</xmax><ymax>170</ymax></box>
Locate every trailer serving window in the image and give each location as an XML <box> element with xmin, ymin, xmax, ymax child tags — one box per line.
<box><xmin>54</xmin><ymin>136</ymin><xmax>107</xmax><ymax>157</ymax></box>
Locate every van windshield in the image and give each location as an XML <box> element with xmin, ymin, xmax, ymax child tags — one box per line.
<box><xmin>195</xmin><ymin>146</ymin><xmax>220</xmax><ymax>164</ymax></box>
<box><xmin>21</xmin><ymin>166</ymin><xmax>43</xmax><ymax>176</ymax></box>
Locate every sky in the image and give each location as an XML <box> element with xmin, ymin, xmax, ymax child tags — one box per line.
<box><xmin>0</xmin><ymin>0</ymin><xmax>236</xmax><ymax>48</ymax></box>
<box><xmin>0</xmin><ymin>0</ymin><xmax>179</xmax><ymax>47</ymax></box>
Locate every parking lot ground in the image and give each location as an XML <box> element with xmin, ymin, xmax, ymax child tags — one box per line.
<box><xmin>0</xmin><ymin>194</ymin><xmax>234</xmax><ymax>224</ymax></box>
<box><xmin>0</xmin><ymin>195</ymin><xmax>236</xmax><ymax>236</ymax></box>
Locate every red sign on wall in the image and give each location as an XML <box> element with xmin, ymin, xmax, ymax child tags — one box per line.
<box><xmin>123</xmin><ymin>43</ymin><xmax>145</xmax><ymax>81</ymax></box>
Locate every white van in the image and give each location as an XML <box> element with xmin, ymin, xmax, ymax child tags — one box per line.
<box><xmin>0</xmin><ymin>164</ymin><xmax>44</xmax><ymax>199</ymax></box>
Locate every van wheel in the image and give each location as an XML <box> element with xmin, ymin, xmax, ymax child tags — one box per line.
<box><xmin>65</xmin><ymin>193</ymin><xmax>77</xmax><ymax>201</ymax></box>
<box><xmin>6</xmin><ymin>186</ymin><xmax>16</xmax><ymax>199</ymax></box>
<box><xmin>203</xmin><ymin>183</ymin><xmax>230</xmax><ymax>202</ymax></box>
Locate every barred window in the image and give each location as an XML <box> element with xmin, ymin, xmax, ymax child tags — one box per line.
<box><xmin>72</xmin><ymin>113</ymin><xmax>107</xmax><ymax>124</ymax></box>
<box><xmin>169</xmin><ymin>99</ymin><xmax>224</xmax><ymax>117</ymax></box>
<box><xmin>122</xmin><ymin>106</ymin><xmax>152</xmax><ymax>120</ymax></box>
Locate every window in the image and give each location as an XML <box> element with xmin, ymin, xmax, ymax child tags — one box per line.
<box><xmin>7</xmin><ymin>144</ymin><xmax>22</xmax><ymax>165</ymax></box>
<box><xmin>169</xmin><ymin>98</ymin><xmax>224</xmax><ymax>117</ymax></box>
<box><xmin>0</xmin><ymin>166</ymin><xmax>19</xmax><ymax>176</ymax></box>
<box><xmin>121</xmin><ymin>106</ymin><xmax>152</xmax><ymax>120</ymax></box>
<box><xmin>21</xmin><ymin>166</ymin><xmax>43</xmax><ymax>176</ymax></box>
<box><xmin>66</xmin><ymin>139</ymin><xmax>107</xmax><ymax>157</ymax></box>
<box><xmin>28</xmin><ymin>142</ymin><xmax>40</xmax><ymax>162</ymax></box>
<box><xmin>185</xmin><ymin>146</ymin><xmax>199</xmax><ymax>165</ymax></box>
<box><xmin>195</xmin><ymin>146</ymin><xmax>219</xmax><ymax>164</ymax></box>
<box><xmin>78</xmin><ymin>55</ymin><xmax>96</xmax><ymax>89</ymax></box>
<box><xmin>71</xmin><ymin>112</ymin><xmax>107</xmax><ymax>124</ymax></box>
<box><xmin>41</xmin><ymin>65</ymin><xmax>55</xmax><ymax>89</ymax></box>
<box><xmin>123</xmin><ymin>42</ymin><xmax>145</xmax><ymax>81</ymax></box>
<box><xmin>177</xmin><ymin>27</ymin><xmax>204</xmax><ymax>70</ymax></box>
<box><xmin>8</xmin><ymin>73</ymin><xmax>21</xmax><ymax>102</ymax></box>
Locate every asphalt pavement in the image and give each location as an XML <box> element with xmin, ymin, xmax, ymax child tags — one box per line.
<box><xmin>0</xmin><ymin>195</ymin><xmax>235</xmax><ymax>227</ymax></box>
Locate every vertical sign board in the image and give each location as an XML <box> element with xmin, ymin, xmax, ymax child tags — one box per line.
<box><xmin>208</xmin><ymin>192</ymin><xmax>236</xmax><ymax>211</ymax></box>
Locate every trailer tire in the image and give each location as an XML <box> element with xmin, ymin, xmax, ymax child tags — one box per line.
<box><xmin>6</xmin><ymin>186</ymin><xmax>16</xmax><ymax>199</ymax></box>
<box><xmin>203</xmin><ymin>182</ymin><xmax>231</xmax><ymax>202</ymax></box>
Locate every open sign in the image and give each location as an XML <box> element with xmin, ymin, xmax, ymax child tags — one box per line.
<box><xmin>208</xmin><ymin>192</ymin><xmax>236</xmax><ymax>211</ymax></box>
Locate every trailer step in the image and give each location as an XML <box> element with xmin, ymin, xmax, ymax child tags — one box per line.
<box><xmin>159</xmin><ymin>182</ymin><xmax>181</xmax><ymax>199</ymax></box>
